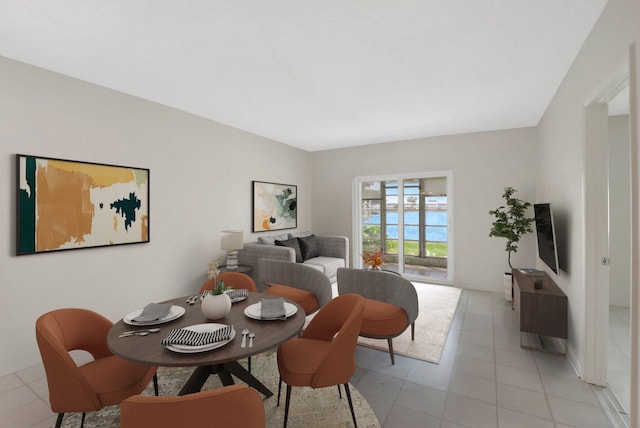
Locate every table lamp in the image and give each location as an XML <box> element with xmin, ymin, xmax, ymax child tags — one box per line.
<box><xmin>221</xmin><ymin>230</ymin><xmax>244</xmax><ymax>270</ymax></box>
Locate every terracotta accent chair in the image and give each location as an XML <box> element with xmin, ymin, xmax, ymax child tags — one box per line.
<box><xmin>35</xmin><ymin>308</ymin><xmax>158</xmax><ymax>428</ymax></box>
<box><xmin>277</xmin><ymin>293</ymin><xmax>365</xmax><ymax>428</ymax></box>
<box><xmin>120</xmin><ymin>384</ymin><xmax>265</xmax><ymax>428</ymax></box>
<box><xmin>337</xmin><ymin>268</ymin><xmax>419</xmax><ymax>365</ymax></box>
<box><xmin>259</xmin><ymin>258</ymin><xmax>333</xmax><ymax>315</ymax></box>
<box><xmin>199</xmin><ymin>271</ymin><xmax>258</xmax><ymax>294</ymax></box>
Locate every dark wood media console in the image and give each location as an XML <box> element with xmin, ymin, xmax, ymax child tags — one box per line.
<box><xmin>512</xmin><ymin>269</ymin><xmax>567</xmax><ymax>353</ymax></box>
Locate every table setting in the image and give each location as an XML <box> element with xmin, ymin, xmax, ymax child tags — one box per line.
<box><xmin>106</xmin><ymin>291</ymin><xmax>305</xmax><ymax>396</ymax></box>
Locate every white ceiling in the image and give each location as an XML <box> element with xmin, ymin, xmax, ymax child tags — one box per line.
<box><xmin>0</xmin><ymin>1</ymin><xmax>609</xmax><ymax>151</ymax></box>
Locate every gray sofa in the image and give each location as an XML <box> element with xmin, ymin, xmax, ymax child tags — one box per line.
<box><xmin>237</xmin><ymin>232</ymin><xmax>348</xmax><ymax>287</ymax></box>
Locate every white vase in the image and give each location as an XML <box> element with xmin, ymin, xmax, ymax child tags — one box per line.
<box><xmin>201</xmin><ymin>293</ymin><xmax>232</xmax><ymax>320</ymax></box>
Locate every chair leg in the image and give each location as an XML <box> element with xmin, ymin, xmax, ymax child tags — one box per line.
<box><xmin>153</xmin><ymin>373</ymin><xmax>159</xmax><ymax>396</ymax></box>
<box><xmin>411</xmin><ymin>322</ymin><xmax>415</xmax><ymax>340</ymax></box>
<box><xmin>54</xmin><ymin>413</ymin><xmax>64</xmax><ymax>428</ymax></box>
<box><xmin>248</xmin><ymin>356</ymin><xmax>252</xmax><ymax>373</ymax></box>
<box><xmin>283</xmin><ymin>384</ymin><xmax>292</xmax><ymax>428</ymax></box>
<box><xmin>337</xmin><ymin>384</ymin><xmax>342</xmax><ymax>399</ymax></box>
<box><xmin>343</xmin><ymin>383</ymin><xmax>358</xmax><ymax>428</ymax></box>
<box><xmin>387</xmin><ymin>338</ymin><xmax>395</xmax><ymax>365</ymax></box>
<box><xmin>277</xmin><ymin>377</ymin><xmax>282</xmax><ymax>406</ymax></box>
<box><xmin>80</xmin><ymin>412</ymin><xmax>86</xmax><ymax>428</ymax></box>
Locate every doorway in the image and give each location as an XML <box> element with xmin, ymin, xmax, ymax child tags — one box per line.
<box><xmin>607</xmin><ymin>86</ymin><xmax>631</xmax><ymax>418</ymax></box>
<box><xmin>584</xmin><ymin>70</ymin><xmax>632</xmax><ymax>427</ymax></box>
<box><xmin>354</xmin><ymin>171</ymin><xmax>453</xmax><ymax>283</ymax></box>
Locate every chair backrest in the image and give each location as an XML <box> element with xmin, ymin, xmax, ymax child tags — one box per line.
<box><xmin>337</xmin><ymin>268</ymin><xmax>419</xmax><ymax>324</ymax></box>
<box><xmin>258</xmin><ymin>259</ymin><xmax>333</xmax><ymax>308</ymax></box>
<box><xmin>35</xmin><ymin>308</ymin><xmax>113</xmax><ymax>412</ymax></box>
<box><xmin>120</xmin><ymin>385</ymin><xmax>265</xmax><ymax>428</ymax></box>
<box><xmin>199</xmin><ymin>271</ymin><xmax>258</xmax><ymax>294</ymax></box>
<box><xmin>301</xmin><ymin>294</ymin><xmax>365</xmax><ymax>388</ymax></box>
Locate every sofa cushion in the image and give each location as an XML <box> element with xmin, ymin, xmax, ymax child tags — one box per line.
<box><xmin>303</xmin><ymin>256</ymin><xmax>344</xmax><ymax>279</ymax></box>
<box><xmin>298</xmin><ymin>234</ymin><xmax>319</xmax><ymax>261</ymax></box>
<box><xmin>264</xmin><ymin>283</ymin><xmax>319</xmax><ymax>315</ymax></box>
<box><xmin>360</xmin><ymin>298</ymin><xmax>409</xmax><ymax>337</ymax></box>
<box><xmin>288</xmin><ymin>231</ymin><xmax>313</xmax><ymax>239</ymax></box>
<box><xmin>258</xmin><ymin>233</ymin><xmax>289</xmax><ymax>245</ymax></box>
<box><xmin>275</xmin><ymin>238</ymin><xmax>303</xmax><ymax>263</ymax></box>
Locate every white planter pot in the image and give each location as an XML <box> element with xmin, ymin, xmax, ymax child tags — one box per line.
<box><xmin>504</xmin><ymin>272</ymin><xmax>513</xmax><ymax>302</ymax></box>
<box><xmin>201</xmin><ymin>293</ymin><xmax>232</xmax><ymax>320</ymax></box>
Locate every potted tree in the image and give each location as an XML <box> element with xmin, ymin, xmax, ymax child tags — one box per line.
<box><xmin>489</xmin><ymin>187</ymin><xmax>534</xmax><ymax>301</ymax></box>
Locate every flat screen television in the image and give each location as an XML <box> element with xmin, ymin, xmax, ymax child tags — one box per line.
<box><xmin>533</xmin><ymin>203</ymin><xmax>559</xmax><ymax>274</ymax></box>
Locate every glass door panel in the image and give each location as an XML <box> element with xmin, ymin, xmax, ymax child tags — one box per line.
<box><xmin>361</xmin><ymin>181</ymin><xmax>383</xmax><ymax>255</ymax></box>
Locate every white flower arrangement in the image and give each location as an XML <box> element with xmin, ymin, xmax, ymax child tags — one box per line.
<box><xmin>207</xmin><ymin>259</ymin><xmax>220</xmax><ymax>280</ymax></box>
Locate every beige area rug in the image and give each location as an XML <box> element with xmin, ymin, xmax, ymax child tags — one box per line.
<box><xmin>357</xmin><ymin>282</ymin><xmax>462</xmax><ymax>364</ymax></box>
<box><xmin>59</xmin><ymin>353</ymin><xmax>379</xmax><ymax>428</ymax></box>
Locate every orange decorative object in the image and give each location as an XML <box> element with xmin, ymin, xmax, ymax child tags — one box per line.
<box><xmin>362</xmin><ymin>249</ymin><xmax>384</xmax><ymax>268</ymax></box>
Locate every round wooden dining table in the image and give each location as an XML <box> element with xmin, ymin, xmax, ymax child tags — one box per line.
<box><xmin>107</xmin><ymin>292</ymin><xmax>305</xmax><ymax>397</ymax></box>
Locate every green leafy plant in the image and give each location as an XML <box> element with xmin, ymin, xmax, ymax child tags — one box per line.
<box><xmin>489</xmin><ymin>187</ymin><xmax>534</xmax><ymax>269</ymax></box>
<box><xmin>211</xmin><ymin>279</ymin><xmax>232</xmax><ymax>295</ymax></box>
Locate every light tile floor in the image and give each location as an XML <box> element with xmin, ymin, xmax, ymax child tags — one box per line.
<box><xmin>350</xmin><ymin>289</ymin><xmax>622</xmax><ymax>428</ymax></box>
<box><xmin>0</xmin><ymin>289</ymin><xmax>624</xmax><ymax>427</ymax></box>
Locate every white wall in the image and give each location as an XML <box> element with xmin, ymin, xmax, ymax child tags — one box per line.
<box><xmin>609</xmin><ymin>115</ymin><xmax>631</xmax><ymax>307</ymax></box>
<box><xmin>310</xmin><ymin>128</ymin><xmax>538</xmax><ymax>292</ymax></box>
<box><xmin>536</xmin><ymin>0</ymin><xmax>640</xmax><ymax>378</ymax></box>
<box><xmin>0</xmin><ymin>56</ymin><xmax>312</xmax><ymax>376</ymax></box>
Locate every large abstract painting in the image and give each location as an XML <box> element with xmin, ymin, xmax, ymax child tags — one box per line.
<box><xmin>252</xmin><ymin>181</ymin><xmax>297</xmax><ymax>232</ymax></box>
<box><xmin>16</xmin><ymin>154</ymin><xmax>150</xmax><ymax>255</ymax></box>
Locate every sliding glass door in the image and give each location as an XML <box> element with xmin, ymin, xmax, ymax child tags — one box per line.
<box><xmin>355</xmin><ymin>172</ymin><xmax>452</xmax><ymax>283</ymax></box>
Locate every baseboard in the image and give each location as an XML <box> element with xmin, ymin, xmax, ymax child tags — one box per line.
<box><xmin>591</xmin><ymin>385</ymin><xmax>630</xmax><ymax>428</ymax></box>
<box><xmin>565</xmin><ymin>343</ymin><xmax>629</xmax><ymax>428</ymax></box>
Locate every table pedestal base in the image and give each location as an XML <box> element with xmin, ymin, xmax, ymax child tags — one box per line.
<box><xmin>179</xmin><ymin>361</ymin><xmax>273</xmax><ymax>397</ymax></box>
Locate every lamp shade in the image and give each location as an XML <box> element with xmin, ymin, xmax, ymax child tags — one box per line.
<box><xmin>221</xmin><ymin>230</ymin><xmax>244</xmax><ymax>251</ymax></box>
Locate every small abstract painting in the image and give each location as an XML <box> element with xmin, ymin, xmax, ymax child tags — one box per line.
<box><xmin>16</xmin><ymin>154</ymin><xmax>150</xmax><ymax>255</ymax></box>
<box><xmin>252</xmin><ymin>181</ymin><xmax>297</xmax><ymax>232</ymax></box>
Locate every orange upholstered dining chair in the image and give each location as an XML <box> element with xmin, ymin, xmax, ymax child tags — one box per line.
<box><xmin>35</xmin><ymin>308</ymin><xmax>158</xmax><ymax>428</ymax></box>
<box><xmin>277</xmin><ymin>293</ymin><xmax>365</xmax><ymax>428</ymax></box>
<box><xmin>337</xmin><ymin>268</ymin><xmax>419</xmax><ymax>365</ymax></box>
<box><xmin>199</xmin><ymin>271</ymin><xmax>258</xmax><ymax>294</ymax></box>
<box><xmin>120</xmin><ymin>384</ymin><xmax>265</xmax><ymax>428</ymax></box>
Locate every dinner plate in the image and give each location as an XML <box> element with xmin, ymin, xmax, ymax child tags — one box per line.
<box><xmin>165</xmin><ymin>323</ymin><xmax>236</xmax><ymax>353</ymax></box>
<box><xmin>244</xmin><ymin>302</ymin><xmax>298</xmax><ymax>320</ymax></box>
<box><xmin>123</xmin><ymin>305</ymin><xmax>186</xmax><ymax>326</ymax></box>
<box><xmin>200</xmin><ymin>290</ymin><xmax>247</xmax><ymax>303</ymax></box>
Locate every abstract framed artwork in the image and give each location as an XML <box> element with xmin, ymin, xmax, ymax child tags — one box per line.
<box><xmin>252</xmin><ymin>181</ymin><xmax>297</xmax><ymax>232</ymax></box>
<box><xmin>16</xmin><ymin>154</ymin><xmax>150</xmax><ymax>255</ymax></box>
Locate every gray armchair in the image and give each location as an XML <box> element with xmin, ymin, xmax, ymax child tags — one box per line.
<box><xmin>337</xmin><ymin>268</ymin><xmax>419</xmax><ymax>364</ymax></box>
<box><xmin>258</xmin><ymin>259</ymin><xmax>333</xmax><ymax>315</ymax></box>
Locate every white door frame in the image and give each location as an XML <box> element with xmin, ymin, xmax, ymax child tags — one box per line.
<box><xmin>629</xmin><ymin>42</ymin><xmax>639</xmax><ymax>428</ymax></box>
<box><xmin>583</xmin><ymin>101</ymin><xmax>611</xmax><ymax>387</ymax></box>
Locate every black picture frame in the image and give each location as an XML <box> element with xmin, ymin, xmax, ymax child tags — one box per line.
<box><xmin>16</xmin><ymin>154</ymin><xmax>150</xmax><ymax>255</ymax></box>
